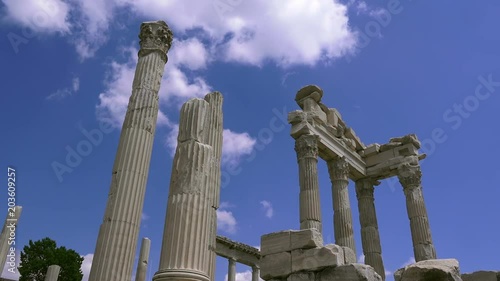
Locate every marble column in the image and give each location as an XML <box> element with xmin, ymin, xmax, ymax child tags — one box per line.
<box><xmin>228</xmin><ymin>258</ymin><xmax>236</xmax><ymax>281</ymax></box>
<box><xmin>135</xmin><ymin>237</ymin><xmax>151</xmax><ymax>281</ymax></box>
<box><xmin>252</xmin><ymin>265</ymin><xmax>260</xmax><ymax>281</ymax></box>
<box><xmin>294</xmin><ymin>134</ymin><xmax>322</xmax><ymax>232</ymax></box>
<box><xmin>44</xmin><ymin>265</ymin><xmax>61</xmax><ymax>281</ymax></box>
<box><xmin>398</xmin><ymin>163</ymin><xmax>436</xmax><ymax>262</ymax></box>
<box><xmin>89</xmin><ymin>21</ymin><xmax>173</xmax><ymax>281</ymax></box>
<box><xmin>154</xmin><ymin>96</ymin><xmax>221</xmax><ymax>281</ymax></box>
<box><xmin>356</xmin><ymin>179</ymin><xmax>385</xmax><ymax>280</ymax></box>
<box><xmin>327</xmin><ymin>157</ymin><xmax>356</xmax><ymax>256</ymax></box>
<box><xmin>0</xmin><ymin>206</ymin><xmax>22</xmax><ymax>274</ymax></box>
<box><xmin>203</xmin><ymin>92</ymin><xmax>224</xmax><ymax>281</ymax></box>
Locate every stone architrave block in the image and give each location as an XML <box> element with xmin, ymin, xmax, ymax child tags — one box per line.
<box><xmin>462</xmin><ymin>271</ymin><xmax>499</xmax><ymax>281</ymax></box>
<box><xmin>291</xmin><ymin>244</ymin><xmax>344</xmax><ymax>273</ymax></box>
<box><xmin>287</xmin><ymin>271</ymin><xmax>316</xmax><ymax>281</ymax></box>
<box><xmin>342</xmin><ymin>246</ymin><xmax>357</xmax><ymax>264</ymax></box>
<box><xmin>261</xmin><ymin>230</ymin><xmax>292</xmax><ymax>256</ymax></box>
<box><xmin>290</xmin><ymin>229</ymin><xmax>323</xmax><ymax>250</ymax></box>
<box><xmin>365</xmin><ymin>149</ymin><xmax>396</xmax><ymax>168</ymax></box>
<box><xmin>363</xmin><ymin>144</ymin><xmax>380</xmax><ymax>158</ymax></box>
<box><xmin>318</xmin><ymin>264</ymin><xmax>382</xmax><ymax>281</ymax></box>
<box><xmin>261</xmin><ymin>252</ymin><xmax>292</xmax><ymax>280</ymax></box>
<box><xmin>394</xmin><ymin>259</ymin><xmax>462</xmax><ymax>281</ymax></box>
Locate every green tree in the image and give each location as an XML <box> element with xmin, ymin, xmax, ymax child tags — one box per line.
<box><xmin>18</xmin><ymin>237</ymin><xmax>84</xmax><ymax>281</ymax></box>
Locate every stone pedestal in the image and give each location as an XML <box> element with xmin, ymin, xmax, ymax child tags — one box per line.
<box><xmin>154</xmin><ymin>95</ymin><xmax>222</xmax><ymax>281</ymax></box>
<box><xmin>355</xmin><ymin>179</ymin><xmax>385</xmax><ymax>280</ymax></box>
<box><xmin>398</xmin><ymin>163</ymin><xmax>436</xmax><ymax>262</ymax></box>
<box><xmin>89</xmin><ymin>21</ymin><xmax>173</xmax><ymax>281</ymax></box>
<box><xmin>44</xmin><ymin>265</ymin><xmax>61</xmax><ymax>281</ymax></box>
<box><xmin>327</xmin><ymin>157</ymin><xmax>356</xmax><ymax>256</ymax></box>
<box><xmin>295</xmin><ymin>134</ymin><xmax>322</xmax><ymax>232</ymax></box>
<box><xmin>0</xmin><ymin>206</ymin><xmax>22</xmax><ymax>274</ymax></box>
<box><xmin>135</xmin><ymin>237</ymin><xmax>151</xmax><ymax>281</ymax></box>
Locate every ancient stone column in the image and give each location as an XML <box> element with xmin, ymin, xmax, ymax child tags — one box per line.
<box><xmin>228</xmin><ymin>258</ymin><xmax>236</xmax><ymax>281</ymax></box>
<box><xmin>0</xmin><ymin>206</ymin><xmax>22</xmax><ymax>274</ymax></box>
<box><xmin>252</xmin><ymin>265</ymin><xmax>260</xmax><ymax>281</ymax></box>
<box><xmin>135</xmin><ymin>237</ymin><xmax>151</xmax><ymax>281</ymax></box>
<box><xmin>44</xmin><ymin>265</ymin><xmax>61</xmax><ymax>281</ymax></box>
<box><xmin>203</xmin><ymin>92</ymin><xmax>224</xmax><ymax>281</ymax></box>
<box><xmin>89</xmin><ymin>21</ymin><xmax>173</xmax><ymax>281</ymax></box>
<box><xmin>356</xmin><ymin>179</ymin><xmax>385</xmax><ymax>280</ymax></box>
<box><xmin>154</xmin><ymin>96</ymin><xmax>221</xmax><ymax>281</ymax></box>
<box><xmin>398</xmin><ymin>163</ymin><xmax>437</xmax><ymax>262</ymax></box>
<box><xmin>294</xmin><ymin>134</ymin><xmax>322</xmax><ymax>232</ymax></box>
<box><xmin>327</xmin><ymin>156</ymin><xmax>356</xmax><ymax>256</ymax></box>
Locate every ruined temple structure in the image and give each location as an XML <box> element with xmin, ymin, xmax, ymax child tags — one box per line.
<box><xmin>85</xmin><ymin>20</ymin><xmax>499</xmax><ymax>281</ymax></box>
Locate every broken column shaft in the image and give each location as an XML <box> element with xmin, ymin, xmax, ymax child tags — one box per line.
<box><xmin>44</xmin><ymin>265</ymin><xmax>61</xmax><ymax>281</ymax></box>
<box><xmin>398</xmin><ymin>163</ymin><xmax>436</xmax><ymax>262</ymax></box>
<box><xmin>154</xmin><ymin>95</ymin><xmax>222</xmax><ymax>281</ymax></box>
<box><xmin>327</xmin><ymin>157</ymin><xmax>356</xmax><ymax>256</ymax></box>
<box><xmin>295</xmin><ymin>134</ymin><xmax>322</xmax><ymax>233</ymax></box>
<box><xmin>89</xmin><ymin>21</ymin><xmax>173</xmax><ymax>281</ymax></box>
<box><xmin>356</xmin><ymin>179</ymin><xmax>385</xmax><ymax>280</ymax></box>
<box><xmin>135</xmin><ymin>237</ymin><xmax>151</xmax><ymax>281</ymax></box>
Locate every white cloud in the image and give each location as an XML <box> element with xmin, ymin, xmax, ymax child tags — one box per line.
<box><xmin>224</xmin><ymin>270</ymin><xmax>264</xmax><ymax>281</ymax></box>
<box><xmin>46</xmin><ymin>77</ymin><xmax>80</xmax><ymax>100</ymax></box>
<box><xmin>259</xmin><ymin>200</ymin><xmax>273</xmax><ymax>218</ymax></box>
<box><xmin>358</xmin><ymin>254</ymin><xmax>365</xmax><ymax>263</ymax></box>
<box><xmin>141</xmin><ymin>212</ymin><xmax>149</xmax><ymax>221</ymax></box>
<box><xmin>222</xmin><ymin>129</ymin><xmax>256</xmax><ymax>166</ymax></box>
<box><xmin>401</xmin><ymin>257</ymin><xmax>416</xmax><ymax>267</ymax></box>
<box><xmin>1</xmin><ymin>0</ymin><xmax>71</xmax><ymax>33</ymax></box>
<box><xmin>81</xmin><ymin>253</ymin><xmax>93</xmax><ymax>281</ymax></box>
<box><xmin>217</xmin><ymin>206</ymin><xmax>237</xmax><ymax>234</ymax></box>
<box><xmin>219</xmin><ymin>202</ymin><xmax>235</xmax><ymax>209</ymax></box>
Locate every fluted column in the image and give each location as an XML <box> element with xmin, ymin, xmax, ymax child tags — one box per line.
<box><xmin>295</xmin><ymin>134</ymin><xmax>322</xmax><ymax>232</ymax></box>
<box><xmin>398</xmin><ymin>163</ymin><xmax>436</xmax><ymax>262</ymax></box>
<box><xmin>0</xmin><ymin>206</ymin><xmax>22</xmax><ymax>274</ymax></box>
<box><xmin>228</xmin><ymin>258</ymin><xmax>236</xmax><ymax>281</ymax></box>
<box><xmin>356</xmin><ymin>179</ymin><xmax>385</xmax><ymax>280</ymax></box>
<box><xmin>252</xmin><ymin>265</ymin><xmax>260</xmax><ymax>281</ymax></box>
<box><xmin>203</xmin><ymin>92</ymin><xmax>224</xmax><ymax>281</ymax></box>
<box><xmin>44</xmin><ymin>265</ymin><xmax>61</xmax><ymax>281</ymax></box>
<box><xmin>154</xmin><ymin>96</ymin><xmax>221</xmax><ymax>281</ymax></box>
<box><xmin>327</xmin><ymin>156</ymin><xmax>356</xmax><ymax>256</ymax></box>
<box><xmin>135</xmin><ymin>237</ymin><xmax>151</xmax><ymax>281</ymax></box>
<box><xmin>89</xmin><ymin>21</ymin><xmax>173</xmax><ymax>281</ymax></box>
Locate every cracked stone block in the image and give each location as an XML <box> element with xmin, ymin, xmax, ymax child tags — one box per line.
<box><xmin>291</xmin><ymin>229</ymin><xmax>323</xmax><ymax>250</ymax></box>
<box><xmin>261</xmin><ymin>252</ymin><xmax>292</xmax><ymax>280</ymax></box>
<box><xmin>291</xmin><ymin>244</ymin><xmax>344</xmax><ymax>272</ymax></box>
<box><xmin>287</xmin><ymin>272</ymin><xmax>316</xmax><ymax>281</ymax></box>
<box><xmin>342</xmin><ymin>246</ymin><xmax>357</xmax><ymax>264</ymax></box>
<box><xmin>394</xmin><ymin>259</ymin><xmax>462</xmax><ymax>281</ymax></box>
<box><xmin>462</xmin><ymin>271</ymin><xmax>499</xmax><ymax>281</ymax></box>
<box><xmin>318</xmin><ymin>264</ymin><xmax>382</xmax><ymax>281</ymax></box>
<box><xmin>261</xmin><ymin>230</ymin><xmax>292</xmax><ymax>256</ymax></box>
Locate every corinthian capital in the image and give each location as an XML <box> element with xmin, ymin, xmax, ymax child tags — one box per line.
<box><xmin>397</xmin><ymin>163</ymin><xmax>422</xmax><ymax>188</ymax></box>
<box><xmin>328</xmin><ymin>156</ymin><xmax>349</xmax><ymax>180</ymax></box>
<box><xmin>138</xmin><ymin>20</ymin><xmax>174</xmax><ymax>61</ymax></box>
<box><xmin>355</xmin><ymin>178</ymin><xmax>380</xmax><ymax>199</ymax></box>
<box><xmin>294</xmin><ymin>134</ymin><xmax>319</xmax><ymax>160</ymax></box>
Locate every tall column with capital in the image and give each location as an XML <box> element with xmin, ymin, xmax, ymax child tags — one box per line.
<box><xmin>295</xmin><ymin>134</ymin><xmax>322</xmax><ymax>232</ymax></box>
<box><xmin>154</xmin><ymin>95</ymin><xmax>222</xmax><ymax>281</ymax></box>
<box><xmin>327</xmin><ymin>157</ymin><xmax>356</xmax><ymax>256</ymax></box>
<box><xmin>398</xmin><ymin>163</ymin><xmax>436</xmax><ymax>262</ymax></box>
<box><xmin>135</xmin><ymin>237</ymin><xmax>151</xmax><ymax>281</ymax></box>
<box><xmin>356</xmin><ymin>179</ymin><xmax>385</xmax><ymax>280</ymax></box>
<box><xmin>89</xmin><ymin>21</ymin><xmax>173</xmax><ymax>281</ymax></box>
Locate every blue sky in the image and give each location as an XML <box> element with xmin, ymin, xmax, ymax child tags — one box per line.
<box><xmin>1</xmin><ymin>0</ymin><xmax>499</xmax><ymax>280</ymax></box>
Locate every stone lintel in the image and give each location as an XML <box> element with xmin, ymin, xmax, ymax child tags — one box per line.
<box><xmin>215</xmin><ymin>236</ymin><xmax>260</xmax><ymax>267</ymax></box>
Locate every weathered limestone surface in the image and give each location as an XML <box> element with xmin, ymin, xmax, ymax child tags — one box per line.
<box><xmin>287</xmin><ymin>271</ymin><xmax>316</xmax><ymax>281</ymax></box>
<box><xmin>44</xmin><ymin>265</ymin><xmax>61</xmax><ymax>281</ymax></box>
<box><xmin>327</xmin><ymin>156</ymin><xmax>356</xmax><ymax>256</ymax></box>
<box><xmin>295</xmin><ymin>134</ymin><xmax>322</xmax><ymax>232</ymax></box>
<box><xmin>261</xmin><ymin>252</ymin><xmax>292</xmax><ymax>279</ymax></box>
<box><xmin>342</xmin><ymin>246</ymin><xmax>357</xmax><ymax>264</ymax></box>
<box><xmin>0</xmin><ymin>206</ymin><xmax>22</xmax><ymax>274</ymax></box>
<box><xmin>135</xmin><ymin>237</ymin><xmax>150</xmax><ymax>281</ymax></box>
<box><xmin>261</xmin><ymin>229</ymin><xmax>323</xmax><ymax>256</ymax></box>
<box><xmin>252</xmin><ymin>266</ymin><xmax>261</xmax><ymax>281</ymax></box>
<box><xmin>154</xmin><ymin>94</ymin><xmax>223</xmax><ymax>281</ymax></box>
<box><xmin>291</xmin><ymin>244</ymin><xmax>344</xmax><ymax>272</ymax></box>
<box><xmin>462</xmin><ymin>271</ymin><xmax>500</xmax><ymax>281</ymax></box>
<box><xmin>89</xmin><ymin>21</ymin><xmax>173</xmax><ymax>281</ymax></box>
<box><xmin>398</xmin><ymin>162</ymin><xmax>436</xmax><ymax>262</ymax></box>
<box><xmin>394</xmin><ymin>259</ymin><xmax>462</xmax><ymax>281</ymax></box>
<box><xmin>215</xmin><ymin>235</ymin><xmax>261</xmax><ymax>267</ymax></box>
<box><xmin>355</xmin><ymin>179</ymin><xmax>385</xmax><ymax>279</ymax></box>
<box><xmin>318</xmin><ymin>264</ymin><xmax>382</xmax><ymax>281</ymax></box>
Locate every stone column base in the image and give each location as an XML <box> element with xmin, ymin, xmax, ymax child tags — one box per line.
<box><xmin>152</xmin><ymin>270</ymin><xmax>210</xmax><ymax>281</ymax></box>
